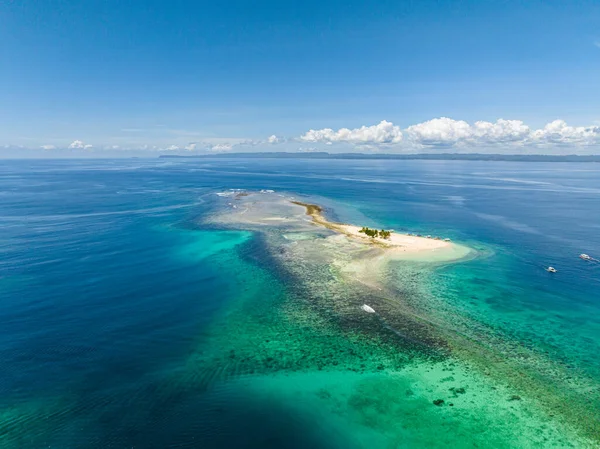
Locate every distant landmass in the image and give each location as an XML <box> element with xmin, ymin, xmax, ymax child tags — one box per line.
<box><xmin>160</xmin><ymin>152</ymin><xmax>600</xmax><ymax>162</ymax></box>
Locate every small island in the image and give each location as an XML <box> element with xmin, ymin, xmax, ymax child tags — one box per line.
<box><xmin>211</xmin><ymin>193</ymin><xmax>471</xmax><ymax>263</ymax></box>
<box><xmin>289</xmin><ymin>199</ymin><xmax>470</xmax><ymax>261</ymax></box>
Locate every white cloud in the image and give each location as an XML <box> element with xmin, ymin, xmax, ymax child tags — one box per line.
<box><xmin>472</xmin><ymin>119</ymin><xmax>531</xmax><ymax>143</ymax></box>
<box><xmin>267</xmin><ymin>135</ymin><xmax>280</xmax><ymax>144</ymax></box>
<box><xmin>68</xmin><ymin>140</ymin><xmax>92</xmax><ymax>149</ymax></box>
<box><xmin>40</xmin><ymin>145</ymin><xmax>56</xmax><ymax>150</ymax></box>
<box><xmin>531</xmin><ymin>120</ymin><xmax>600</xmax><ymax>145</ymax></box>
<box><xmin>406</xmin><ymin>118</ymin><xmax>472</xmax><ymax>146</ymax></box>
<box><xmin>406</xmin><ymin>117</ymin><xmax>530</xmax><ymax>146</ymax></box>
<box><xmin>298</xmin><ymin>118</ymin><xmax>600</xmax><ymax>150</ymax></box>
<box><xmin>301</xmin><ymin>120</ymin><xmax>403</xmax><ymax>144</ymax></box>
<box><xmin>68</xmin><ymin>140</ymin><xmax>83</xmax><ymax>149</ymax></box>
<box><xmin>210</xmin><ymin>143</ymin><xmax>233</xmax><ymax>152</ymax></box>
<box><xmin>156</xmin><ymin>141</ymin><xmax>237</xmax><ymax>152</ymax></box>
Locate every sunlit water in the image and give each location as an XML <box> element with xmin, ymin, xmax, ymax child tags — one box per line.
<box><xmin>1</xmin><ymin>159</ymin><xmax>599</xmax><ymax>447</ymax></box>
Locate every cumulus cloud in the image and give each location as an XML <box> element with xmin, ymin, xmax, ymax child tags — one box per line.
<box><xmin>531</xmin><ymin>120</ymin><xmax>600</xmax><ymax>145</ymax></box>
<box><xmin>301</xmin><ymin>120</ymin><xmax>403</xmax><ymax>144</ymax></box>
<box><xmin>406</xmin><ymin>118</ymin><xmax>472</xmax><ymax>146</ymax></box>
<box><xmin>267</xmin><ymin>135</ymin><xmax>280</xmax><ymax>144</ymax></box>
<box><xmin>156</xmin><ymin>141</ymin><xmax>237</xmax><ymax>152</ymax></box>
<box><xmin>210</xmin><ymin>143</ymin><xmax>233</xmax><ymax>152</ymax></box>
<box><xmin>473</xmin><ymin>119</ymin><xmax>531</xmax><ymax>143</ymax></box>
<box><xmin>406</xmin><ymin>117</ymin><xmax>530</xmax><ymax>146</ymax></box>
<box><xmin>298</xmin><ymin>118</ymin><xmax>600</xmax><ymax>150</ymax></box>
<box><xmin>40</xmin><ymin>145</ymin><xmax>56</xmax><ymax>150</ymax></box>
<box><xmin>68</xmin><ymin>140</ymin><xmax>93</xmax><ymax>149</ymax></box>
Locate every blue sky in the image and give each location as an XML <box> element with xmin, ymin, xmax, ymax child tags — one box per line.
<box><xmin>1</xmin><ymin>0</ymin><xmax>600</xmax><ymax>155</ymax></box>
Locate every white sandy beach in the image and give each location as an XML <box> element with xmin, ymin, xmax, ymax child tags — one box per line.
<box><xmin>337</xmin><ymin>224</ymin><xmax>450</xmax><ymax>250</ymax></box>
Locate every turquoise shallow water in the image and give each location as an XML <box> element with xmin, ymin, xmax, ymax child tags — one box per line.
<box><xmin>0</xmin><ymin>159</ymin><xmax>599</xmax><ymax>447</ymax></box>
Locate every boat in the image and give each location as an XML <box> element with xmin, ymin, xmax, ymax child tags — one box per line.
<box><xmin>546</xmin><ymin>267</ymin><xmax>557</xmax><ymax>273</ymax></box>
<box><xmin>580</xmin><ymin>254</ymin><xmax>592</xmax><ymax>260</ymax></box>
<box><xmin>361</xmin><ymin>304</ymin><xmax>376</xmax><ymax>314</ymax></box>
<box><xmin>444</xmin><ymin>238</ymin><xmax>451</xmax><ymax>242</ymax></box>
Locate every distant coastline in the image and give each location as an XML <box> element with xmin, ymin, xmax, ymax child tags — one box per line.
<box><xmin>159</xmin><ymin>152</ymin><xmax>600</xmax><ymax>162</ymax></box>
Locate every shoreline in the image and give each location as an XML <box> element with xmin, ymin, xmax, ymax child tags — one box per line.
<box><xmin>291</xmin><ymin>200</ymin><xmax>472</xmax><ymax>262</ymax></box>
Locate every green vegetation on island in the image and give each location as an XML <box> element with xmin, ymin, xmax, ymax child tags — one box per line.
<box><xmin>359</xmin><ymin>227</ymin><xmax>391</xmax><ymax>239</ymax></box>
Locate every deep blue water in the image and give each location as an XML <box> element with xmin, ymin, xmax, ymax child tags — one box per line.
<box><xmin>1</xmin><ymin>158</ymin><xmax>599</xmax><ymax>447</ymax></box>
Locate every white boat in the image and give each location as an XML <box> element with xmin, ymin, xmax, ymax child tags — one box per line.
<box><xmin>361</xmin><ymin>304</ymin><xmax>376</xmax><ymax>314</ymax></box>
<box><xmin>580</xmin><ymin>254</ymin><xmax>592</xmax><ymax>260</ymax></box>
<box><xmin>444</xmin><ymin>238</ymin><xmax>451</xmax><ymax>242</ymax></box>
<box><xmin>546</xmin><ymin>267</ymin><xmax>557</xmax><ymax>273</ymax></box>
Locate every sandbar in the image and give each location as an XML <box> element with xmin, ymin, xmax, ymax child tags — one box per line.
<box><xmin>291</xmin><ymin>200</ymin><xmax>472</xmax><ymax>262</ymax></box>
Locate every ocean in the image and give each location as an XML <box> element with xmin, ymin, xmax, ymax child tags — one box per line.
<box><xmin>1</xmin><ymin>158</ymin><xmax>599</xmax><ymax>448</ymax></box>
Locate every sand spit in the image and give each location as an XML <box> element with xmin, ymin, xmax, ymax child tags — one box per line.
<box><xmin>291</xmin><ymin>200</ymin><xmax>471</xmax><ymax>262</ymax></box>
<box><xmin>209</xmin><ymin>191</ymin><xmax>472</xmax><ymax>295</ymax></box>
<box><xmin>211</xmin><ymin>191</ymin><xmax>472</xmax><ymax>263</ymax></box>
